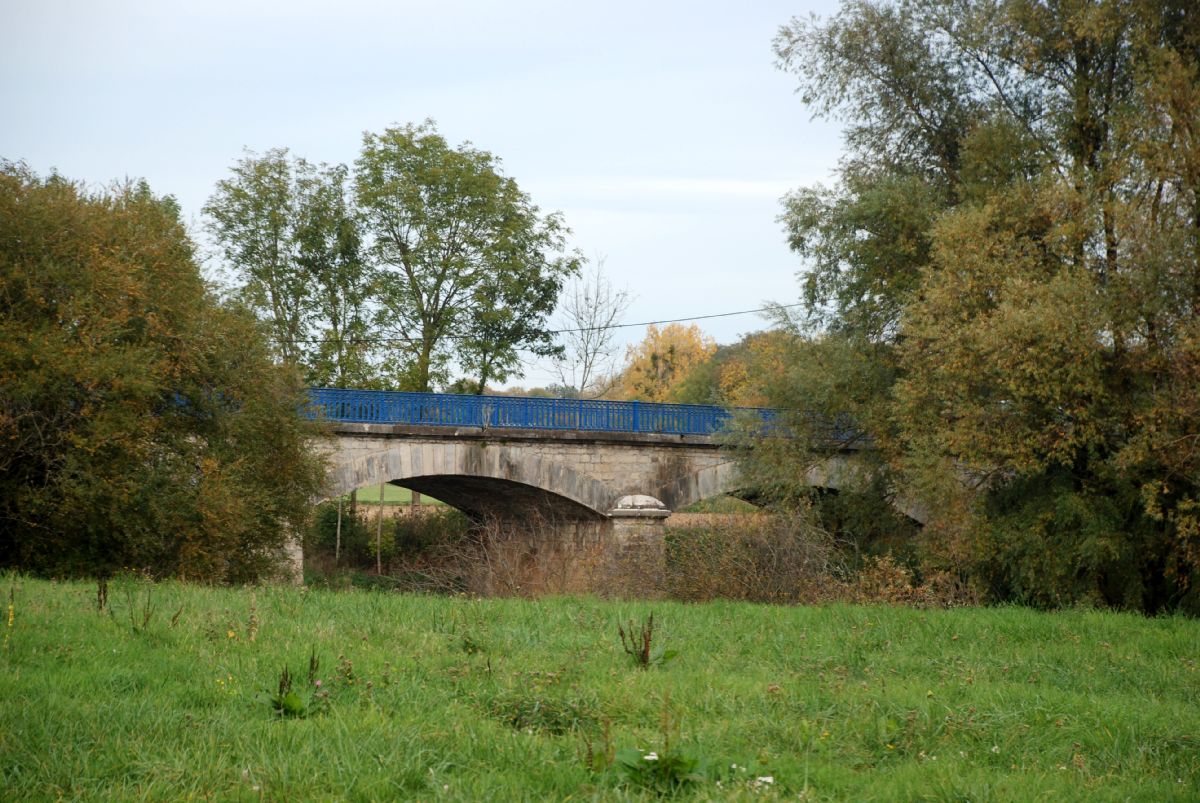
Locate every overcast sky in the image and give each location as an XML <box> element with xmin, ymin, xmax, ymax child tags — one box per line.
<box><xmin>2</xmin><ymin>0</ymin><xmax>846</xmax><ymax>388</ymax></box>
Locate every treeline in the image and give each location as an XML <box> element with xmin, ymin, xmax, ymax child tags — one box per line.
<box><xmin>7</xmin><ymin>1</ymin><xmax>1200</xmax><ymax>615</ymax></box>
<box><xmin>722</xmin><ymin>0</ymin><xmax>1200</xmax><ymax>614</ymax></box>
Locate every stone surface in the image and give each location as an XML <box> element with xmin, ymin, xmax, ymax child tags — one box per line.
<box><xmin>280</xmin><ymin>532</ymin><xmax>305</xmax><ymax>585</ymax></box>
<box><xmin>319</xmin><ymin>426</ymin><xmax>758</xmax><ymax>517</ymax></box>
<box><xmin>316</xmin><ymin>423</ymin><xmax>920</xmax><ymax>523</ymax></box>
<box><xmin>612</xmin><ymin>494</ymin><xmax>668</xmax><ymax>511</ymax></box>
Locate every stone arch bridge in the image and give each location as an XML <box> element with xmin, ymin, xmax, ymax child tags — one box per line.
<box><xmin>311</xmin><ymin>390</ymin><xmax>908</xmax><ymax>540</ymax></box>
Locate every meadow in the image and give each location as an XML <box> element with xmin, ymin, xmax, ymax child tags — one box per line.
<box><xmin>1</xmin><ymin>575</ymin><xmax>1197</xmax><ymax>801</ymax></box>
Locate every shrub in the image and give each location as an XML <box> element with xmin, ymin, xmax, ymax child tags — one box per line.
<box><xmin>306</xmin><ymin>503</ymin><xmax>470</xmax><ymax>578</ymax></box>
<box><xmin>664</xmin><ymin>514</ymin><xmax>843</xmax><ymax>604</ymax></box>
<box><xmin>0</xmin><ymin>164</ymin><xmax>324</xmax><ymax>583</ymax></box>
<box><xmin>307</xmin><ymin>502</ymin><xmax>375</xmax><ymax>567</ymax></box>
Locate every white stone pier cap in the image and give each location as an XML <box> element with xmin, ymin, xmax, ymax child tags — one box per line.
<box><xmin>609</xmin><ymin>494</ymin><xmax>671</xmax><ymax>519</ymax></box>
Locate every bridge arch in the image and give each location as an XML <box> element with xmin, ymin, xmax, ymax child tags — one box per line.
<box><xmin>323</xmin><ymin>440</ymin><xmax>613</xmax><ymax>521</ymax></box>
<box><xmin>655</xmin><ymin>454</ymin><xmax>865</xmax><ymax>512</ymax></box>
<box><xmin>657</xmin><ymin>454</ymin><xmax>927</xmax><ymax>525</ymax></box>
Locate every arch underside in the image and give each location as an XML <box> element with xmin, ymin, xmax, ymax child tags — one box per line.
<box><xmin>394</xmin><ymin>475</ymin><xmax>607</xmax><ymax>523</ymax></box>
<box><xmin>324</xmin><ymin>442</ymin><xmax>616</xmax><ymax>520</ymax></box>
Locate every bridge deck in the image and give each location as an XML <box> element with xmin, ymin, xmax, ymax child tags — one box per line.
<box><xmin>307</xmin><ymin>388</ymin><xmax>769</xmax><ymax>437</ymax></box>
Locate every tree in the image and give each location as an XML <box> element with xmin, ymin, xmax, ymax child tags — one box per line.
<box><xmin>761</xmin><ymin>0</ymin><xmax>1200</xmax><ymax>611</ymax></box>
<box><xmin>457</xmin><ymin>242</ymin><xmax>570</xmax><ymax>395</ymax></box>
<box><xmin>670</xmin><ymin>329</ymin><xmax>799</xmax><ymax>408</ymax></box>
<box><xmin>616</xmin><ymin>323</ymin><xmax>716</xmax><ymax>403</ymax></box>
<box><xmin>205</xmin><ymin>150</ymin><xmax>376</xmax><ymax>387</ymax></box>
<box><xmin>293</xmin><ymin>162</ymin><xmax>376</xmax><ymax>388</ymax></box>
<box><xmin>0</xmin><ymin>164</ymin><xmax>325</xmax><ymax>582</ymax></box>
<box><xmin>551</xmin><ymin>257</ymin><xmax>632</xmax><ymax>398</ymax></box>
<box><xmin>355</xmin><ymin>121</ymin><xmax>579</xmax><ymax>392</ymax></box>
<box><xmin>204</xmin><ymin>149</ymin><xmax>310</xmax><ymax>365</ymax></box>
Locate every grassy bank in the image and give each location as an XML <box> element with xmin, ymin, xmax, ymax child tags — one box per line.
<box><xmin>342</xmin><ymin>485</ymin><xmax>444</xmax><ymax>505</ymax></box>
<box><xmin>0</xmin><ymin>576</ymin><xmax>1196</xmax><ymax>800</ymax></box>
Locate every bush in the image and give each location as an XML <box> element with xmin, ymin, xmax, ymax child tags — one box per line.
<box><xmin>307</xmin><ymin>502</ymin><xmax>375</xmax><ymax>567</ymax></box>
<box><xmin>664</xmin><ymin>514</ymin><xmax>843</xmax><ymax>604</ymax></box>
<box><xmin>0</xmin><ymin>164</ymin><xmax>324</xmax><ymax>583</ymax></box>
<box><xmin>658</xmin><ymin>514</ymin><xmax>977</xmax><ymax>608</ymax></box>
<box><xmin>306</xmin><ymin>502</ymin><xmax>472</xmax><ymax>584</ymax></box>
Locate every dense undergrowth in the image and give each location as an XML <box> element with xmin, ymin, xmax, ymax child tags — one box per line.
<box><xmin>1</xmin><ymin>575</ymin><xmax>1197</xmax><ymax>800</ymax></box>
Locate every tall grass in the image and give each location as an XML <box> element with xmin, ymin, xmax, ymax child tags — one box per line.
<box><xmin>1</xmin><ymin>574</ymin><xmax>1196</xmax><ymax>800</ymax></box>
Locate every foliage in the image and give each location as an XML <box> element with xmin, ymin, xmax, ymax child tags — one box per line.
<box><xmin>483</xmin><ymin>687</ymin><xmax>600</xmax><ymax>735</ymax></box>
<box><xmin>204</xmin><ymin>150</ymin><xmax>376</xmax><ymax>387</ymax></box>
<box><xmin>0</xmin><ymin>164</ymin><xmax>325</xmax><ymax>582</ymax></box>
<box><xmin>355</xmin><ymin>120</ymin><xmax>580</xmax><ymax>391</ymax></box>
<box><xmin>614</xmin><ymin>323</ymin><xmax>716</xmax><ymax>402</ymax></box>
<box><xmin>5</xmin><ymin>576</ymin><xmax>1197</xmax><ymax>799</ymax></box>
<box><xmin>664</xmin><ymin>514</ymin><xmax>847</xmax><ymax>604</ymax></box>
<box><xmin>265</xmin><ymin>665</ymin><xmax>308</xmax><ymax>718</ymax></box>
<box><xmin>669</xmin><ymin>329</ymin><xmax>797</xmax><ymax>408</ymax></box>
<box><xmin>760</xmin><ymin>0</ymin><xmax>1200</xmax><ymax>612</ymax></box>
<box><xmin>307</xmin><ymin>501</ymin><xmax>471</xmax><ymax>577</ymax></box>
<box><xmin>610</xmin><ymin>746</ymin><xmax>707</xmax><ymax>794</ymax></box>
<box><xmin>306</xmin><ymin>501</ymin><xmax>375</xmax><ymax>567</ymax></box>
<box><xmin>205</xmin><ymin>123</ymin><xmax>580</xmax><ymax>394</ymax></box>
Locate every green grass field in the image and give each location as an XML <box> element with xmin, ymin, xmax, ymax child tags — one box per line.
<box><xmin>1</xmin><ymin>576</ymin><xmax>1196</xmax><ymax>801</ymax></box>
<box><xmin>345</xmin><ymin>485</ymin><xmax>443</xmax><ymax>505</ymax></box>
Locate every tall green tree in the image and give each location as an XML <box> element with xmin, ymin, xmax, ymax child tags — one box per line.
<box><xmin>457</xmin><ymin>253</ymin><xmax>567</xmax><ymax>395</ymax></box>
<box><xmin>355</xmin><ymin>121</ymin><xmax>579</xmax><ymax>392</ymax></box>
<box><xmin>0</xmin><ymin>164</ymin><xmax>325</xmax><ymax>581</ymax></box>
<box><xmin>205</xmin><ymin>149</ymin><xmax>310</xmax><ymax>364</ymax></box>
<box><xmin>763</xmin><ymin>0</ymin><xmax>1200</xmax><ymax>611</ymax></box>
<box><xmin>292</xmin><ymin>162</ymin><xmax>376</xmax><ymax>388</ymax></box>
<box><xmin>205</xmin><ymin>150</ymin><xmax>376</xmax><ymax>387</ymax></box>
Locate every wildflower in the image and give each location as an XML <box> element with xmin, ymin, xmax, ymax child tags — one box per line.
<box><xmin>227</xmin><ymin>629</ymin><xmax>236</xmax><ymax>639</ymax></box>
<box><xmin>756</xmin><ymin>776</ymin><xmax>774</xmax><ymax>785</ymax></box>
<box><xmin>314</xmin><ymin>679</ymin><xmax>323</xmax><ymax>688</ymax></box>
<box><xmin>643</xmin><ymin>752</ymin><xmax>659</xmax><ymax>761</ymax></box>
<box><xmin>991</xmin><ymin>745</ymin><xmax>1000</xmax><ymax>754</ymax></box>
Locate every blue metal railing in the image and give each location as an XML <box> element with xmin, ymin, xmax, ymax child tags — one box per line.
<box><xmin>306</xmin><ymin>387</ymin><xmax>773</xmax><ymax>437</ymax></box>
